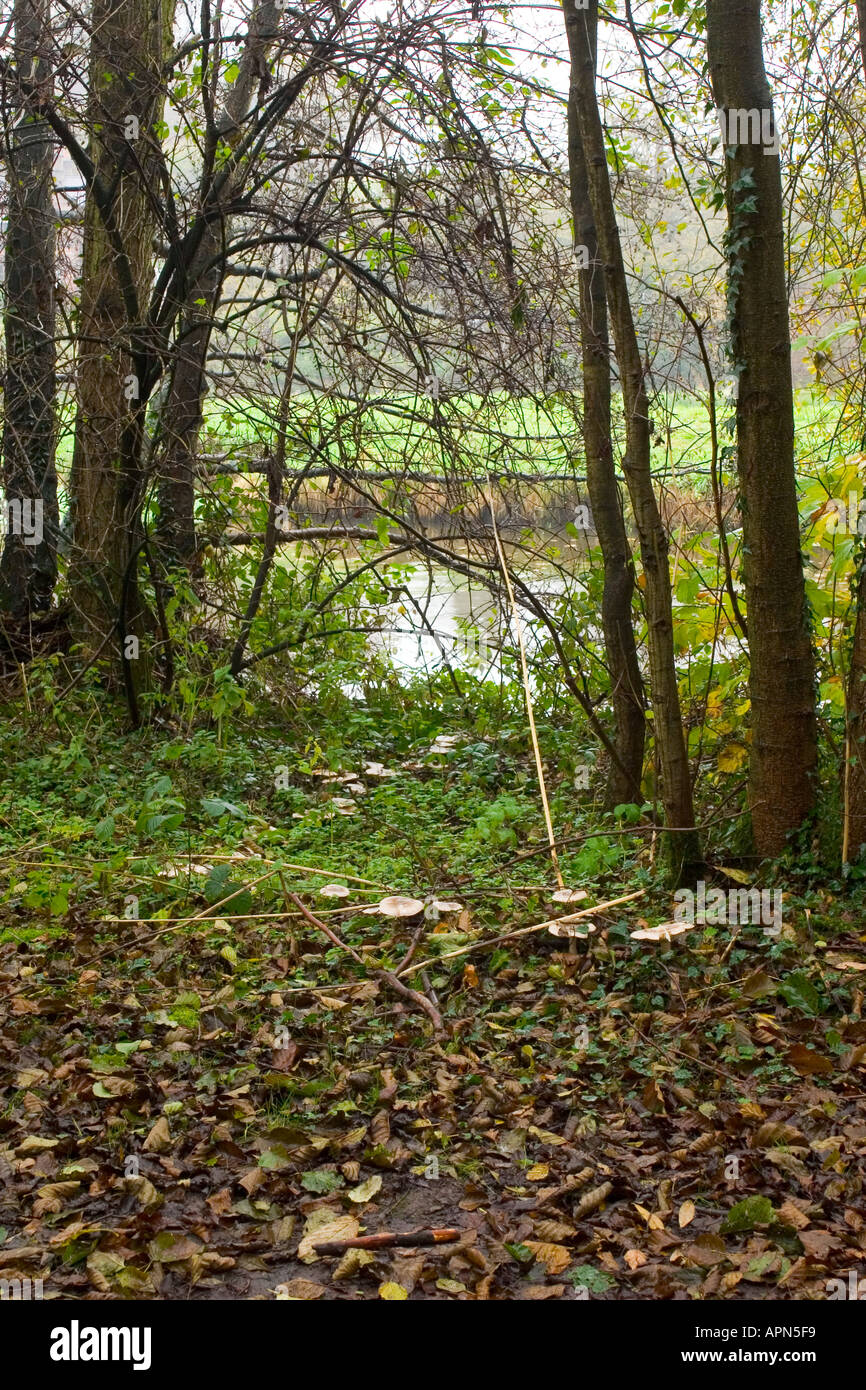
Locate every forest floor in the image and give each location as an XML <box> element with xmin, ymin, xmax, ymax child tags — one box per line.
<box><xmin>1</xmin><ymin>704</ymin><xmax>865</xmax><ymax>1301</ymax></box>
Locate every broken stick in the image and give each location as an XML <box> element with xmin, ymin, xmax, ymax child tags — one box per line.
<box><xmin>287</xmin><ymin>892</ymin><xmax>446</xmax><ymax>1036</ymax></box>
<box><xmin>312</xmin><ymin>1227</ymin><xmax>462</xmax><ymax>1255</ymax></box>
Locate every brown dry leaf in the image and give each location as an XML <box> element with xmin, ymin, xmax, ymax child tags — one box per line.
<box><xmin>298</xmin><ymin>1214</ymin><xmax>359</xmax><ymax>1263</ymax></box>
<box><xmin>778</xmin><ymin>1200</ymin><xmax>810</xmax><ymax>1231</ymax></box>
<box><xmin>683</xmin><ymin>1234</ymin><xmax>728</xmax><ymax>1268</ymax></box>
<box><xmin>825</xmin><ymin>954</ymin><xmax>866</xmax><ymax>972</ymax></box>
<box><xmin>624</xmin><ymin>1249</ymin><xmax>648</xmax><ymax>1271</ymax></box>
<box><xmin>641</xmin><ymin>1079</ymin><xmax>666</xmax><ymax>1113</ymax></box>
<box><xmin>752</xmin><ymin>1122</ymin><xmax>805</xmax><ymax>1148</ymax></box>
<box><xmin>518</xmin><ymin>1284</ymin><xmax>565</xmax><ymax>1300</ymax></box>
<box><xmin>370</xmin><ymin>1110</ymin><xmax>390</xmax><ymax>1146</ymax></box>
<box><xmin>142</xmin><ymin>1116</ymin><xmax>172</xmax><ymax>1153</ymax></box>
<box><xmin>121</xmin><ymin>1175</ymin><xmax>162</xmax><ymax>1209</ymax></box>
<box><xmin>206</xmin><ymin>1187</ymin><xmax>233</xmax><ymax>1218</ymax></box>
<box><xmin>238</xmin><ymin>1167</ymin><xmax>265</xmax><ymax>1196</ymax></box>
<box><xmin>275</xmin><ymin>1278</ymin><xmax>325</xmax><ymax>1300</ymax></box>
<box><xmin>463</xmin><ymin>964</ymin><xmax>479</xmax><ymax>989</ymax></box>
<box><xmin>32</xmin><ymin>1181</ymin><xmax>80</xmax><ymax>1216</ymax></box>
<box><xmin>787</xmin><ymin>1044</ymin><xmax>834</xmax><ymax>1075</ymax></box>
<box><xmin>524</xmin><ymin>1241</ymin><xmax>571</xmax><ymax>1275</ymax></box>
<box><xmin>534</xmin><ymin>1219</ymin><xmax>576</xmax><ymax>1242</ymax></box>
<box><xmin>573</xmin><ymin>1182</ymin><xmax>613</xmax><ymax>1220</ymax></box>
<box><xmin>799</xmin><ymin>1229</ymin><xmax>841</xmax><ymax>1261</ymax></box>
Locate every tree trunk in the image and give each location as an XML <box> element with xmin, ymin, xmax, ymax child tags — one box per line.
<box><xmin>844</xmin><ymin>0</ymin><xmax>866</xmax><ymax>861</ymax></box>
<box><xmin>565</xmin><ymin>0</ymin><xmax>700</xmax><ymax>879</ymax></box>
<box><xmin>0</xmin><ymin>0</ymin><xmax>58</xmax><ymax>619</ymax></box>
<box><xmin>155</xmin><ymin>1</ymin><xmax>281</xmax><ymax>567</ymax></box>
<box><xmin>706</xmin><ymin>0</ymin><xmax>817</xmax><ymax>857</ymax></box>
<box><xmin>68</xmin><ymin>0</ymin><xmax>175</xmax><ymax>701</ymax></box>
<box><xmin>565</xmin><ymin>0</ymin><xmax>645</xmax><ymax>809</ymax></box>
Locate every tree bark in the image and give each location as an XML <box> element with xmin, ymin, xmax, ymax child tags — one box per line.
<box><xmin>844</xmin><ymin>0</ymin><xmax>866</xmax><ymax>861</ymax></box>
<box><xmin>706</xmin><ymin>0</ymin><xmax>817</xmax><ymax>857</ymax></box>
<box><xmin>68</xmin><ymin>0</ymin><xmax>175</xmax><ymax>702</ymax></box>
<box><xmin>155</xmin><ymin>1</ymin><xmax>281</xmax><ymax>567</ymax></box>
<box><xmin>565</xmin><ymin>0</ymin><xmax>700</xmax><ymax>879</ymax></box>
<box><xmin>0</xmin><ymin>0</ymin><xmax>58</xmax><ymax>618</ymax></box>
<box><xmin>564</xmin><ymin>0</ymin><xmax>645</xmax><ymax>809</ymax></box>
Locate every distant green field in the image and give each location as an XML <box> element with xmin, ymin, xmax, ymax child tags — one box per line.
<box><xmin>52</xmin><ymin>386</ymin><xmax>845</xmax><ymax>498</ymax></box>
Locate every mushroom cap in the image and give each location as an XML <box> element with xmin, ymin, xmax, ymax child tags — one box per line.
<box><xmin>428</xmin><ymin>733</ymin><xmax>462</xmax><ymax>754</ymax></box>
<box><xmin>432</xmin><ymin>900</ymin><xmax>464</xmax><ymax>913</ymax></box>
<box><xmin>319</xmin><ymin>883</ymin><xmax>351</xmax><ymax>899</ymax></box>
<box><xmin>630</xmin><ymin>921</ymin><xmax>695</xmax><ymax>942</ymax></box>
<box><xmin>548</xmin><ymin>920</ymin><xmax>597</xmax><ymax>940</ymax></box>
<box><xmin>550</xmin><ymin>888</ymin><xmax>589</xmax><ymax>905</ymax></box>
<box><xmin>376</xmin><ymin>895</ymin><xmax>426</xmax><ymax>918</ymax></box>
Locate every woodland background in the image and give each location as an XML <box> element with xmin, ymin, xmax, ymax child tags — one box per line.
<box><xmin>1</xmin><ymin>0</ymin><xmax>866</xmax><ymax>1302</ymax></box>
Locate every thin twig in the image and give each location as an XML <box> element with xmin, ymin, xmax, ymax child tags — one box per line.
<box><xmin>288</xmin><ymin>893</ymin><xmax>446</xmax><ymax>1035</ymax></box>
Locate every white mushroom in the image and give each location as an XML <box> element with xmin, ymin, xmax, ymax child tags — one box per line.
<box><xmin>428</xmin><ymin>733</ymin><xmax>462</xmax><ymax>754</ymax></box>
<box><xmin>630</xmin><ymin>922</ymin><xmax>695</xmax><ymax>942</ymax></box>
<box><xmin>376</xmin><ymin>895</ymin><xmax>426</xmax><ymax>919</ymax></box>
<box><xmin>550</xmin><ymin>888</ymin><xmax>588</xmax><ymax>905</ymax></box>
<box><xmin>319</xmin><ymin>883</ymin><xmax>351</xmax><ymax>899</ymax></box>
<box><xmin>548</xmin><ymin>920</ymin><xmax>597</xmax><ymax>954</ymax></box>
<box><xmin>433</xmin><ymin>900</ymin><xmax>464</xmax><ymax>914</ymax></box>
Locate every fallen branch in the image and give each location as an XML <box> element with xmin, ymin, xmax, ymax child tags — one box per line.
<box><xmin>396</xmin><ymin>888</ymin><xmax>646</xmax><ymax>978</ymax></box>
<box><xmin>287</xmin><ymin>893</ymin><xmax>446</xmax><ymax>1036</ymax></box>
<box><xmin>312</xmin><ymin>1227</ymin><xmax>462</xmax><ymax>1255</ymax></box>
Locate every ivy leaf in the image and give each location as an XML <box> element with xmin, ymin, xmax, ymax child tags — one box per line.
<box><xmin>567</xmin><ymin>1264</ymin><xmax>615</xmax><ymax>1292</ymax></box>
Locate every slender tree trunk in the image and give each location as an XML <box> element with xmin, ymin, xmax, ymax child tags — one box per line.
<box><xmin>566</xmin><ymin>0</ymin><xmax>700</xmax><ymax>879</ymax></box>
<box><xmin>155</xmin><ymin>1</ymin><xmax>280</xmax><ymax>566</ymax></box>
<box><xmin>0</xmin><ymin>0</ymin><xmax>58</xmax><ymax>619</ymax></box>
<box><xmin>706</xmin><ymin>0</ymin><xmax>817</xmax><ymax>856</ymax></box>
<box><xmin>844</xmin><ymin>0</ymin><xmax>866</xmax><ymax>860</ymax></box>
<box><xmin>565</xmin><ymin>0</ymin><xmax>645</xmax><ymax>808</ymax></box>
<box><xmin>68</xmin><ymin>0</ymin><xmax>175</xmax><ymax>700</ymax></box>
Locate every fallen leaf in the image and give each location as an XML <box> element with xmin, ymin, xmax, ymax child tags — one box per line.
<box><xmin>346</xmin><ymin>1174</ymin><xmax>383</xmax><ymax>1204</ymax></box>
<box><xmin>678</xmin><ymin>1200</ymin><xmax>696</xmax><ymax>1229</ymax></box>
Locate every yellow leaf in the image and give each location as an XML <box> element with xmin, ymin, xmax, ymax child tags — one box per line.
<box><xmin>678</xmin><ymin>1200</ymin><xmax>696</xmax><ymax>1229</ymax></box>
<box><xmin>347</xmin><ymin>1175</ymin><xmax>383</xmax><ymax>1204</ymax></box>
<box><xmin>378</xmin><ymin>1281</ymin><xmax>408</xmax><ymax>1300</ymax></box>
<box><xmin>718</xmin><ymin>866</ymin><xmax>751</xmax><ymax>885</ymax></box>
<box><xmin>526</xmin><ymin>1163</ymin><xmax>549</xmax><ymax>1181</ymax></box>
<box><xmin>717</xmin><ymin>743</ymin><xmax>748</xmax><ymax>773</ymax></box>
<box><xmin>524</xmin><ymin>1241</ymin><xmax>571</xmax><ymax>1275</ymax></box>
<box><xmin>298</xmin><ymin>1214</ymin><xmax>359</xmax><ymax>1263</ymax></box>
